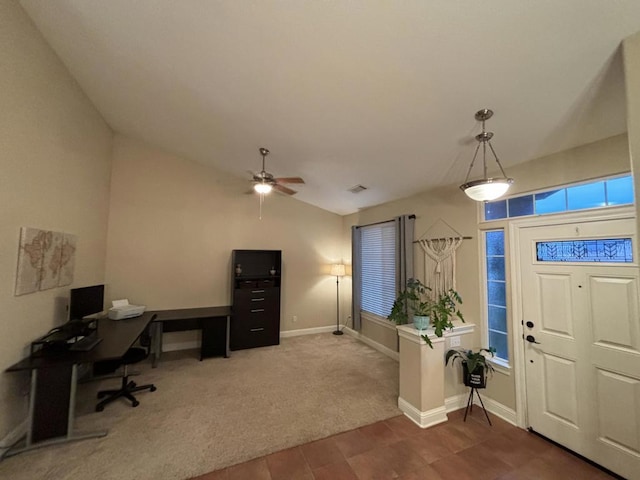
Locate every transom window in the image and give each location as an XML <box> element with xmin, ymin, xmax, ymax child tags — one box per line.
<box><xmin>536</xmin><ymin>238</ymin><xmax>633</xmax><ymax>263</ymax></box>
<box><xmin>484</xmin><ymin>174</ymin><xmax>634</xmax><ymax>221</ymax></box>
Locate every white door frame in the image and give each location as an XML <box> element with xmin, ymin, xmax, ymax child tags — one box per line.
<box><xmin>507</xmin><ymin>206</ymin><xmax>637</xmax><ymax>429</ymax></box>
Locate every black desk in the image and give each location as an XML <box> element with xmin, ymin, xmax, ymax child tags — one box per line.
<box><xmin>4</xmin><ymin>312</ymin><xmax>155</xmax><ymax>458</ymax></box>
<box><xmin>148</xmin><ymin>306</ymin><xmax>232</xmax><ymax>367</ymax></box>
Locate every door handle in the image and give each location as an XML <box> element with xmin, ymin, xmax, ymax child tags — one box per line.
<box><xmin>525</xmin><ymin>335</ymin><xmax>541</xmax><ymax>344</ymax></box>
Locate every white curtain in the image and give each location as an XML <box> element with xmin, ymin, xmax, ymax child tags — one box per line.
<box><xmin>418</xmin><ymin>237</ymin><xmax>463</xmax><ymax>297</ymax></box>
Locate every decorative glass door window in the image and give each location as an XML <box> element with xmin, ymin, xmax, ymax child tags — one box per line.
<box><xmin>536</xmin><ymin>238</ymin><xmax>633</xmax><ymax>263</ymax></box>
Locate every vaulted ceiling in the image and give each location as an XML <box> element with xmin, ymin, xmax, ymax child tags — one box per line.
<box><xmin>20</xmin><ymin>1</ymin><xmax>640</xmax><ymax>215</ymax></box>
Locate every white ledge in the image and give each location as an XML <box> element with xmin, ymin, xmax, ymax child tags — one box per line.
<box><xmin>396</xmin><ymin>322</ymin><xmax>475</xmax><ymax>344</ymax></box>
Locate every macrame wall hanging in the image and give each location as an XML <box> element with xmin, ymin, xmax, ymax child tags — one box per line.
<box><xmin>415</xmin><ymin>219</ymin><xmax>471</xmax><ymax>297</ymax></box>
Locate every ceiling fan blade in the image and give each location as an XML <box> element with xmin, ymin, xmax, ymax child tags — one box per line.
<box><xmin>275</xmin><ymin>177</ymin><xmax>305</xmax><ymax>184</ymax></box>
<box><xmin>273</xmin><ymin>184</ymin><xmax>297</xmax><ymax>196</ymax></box>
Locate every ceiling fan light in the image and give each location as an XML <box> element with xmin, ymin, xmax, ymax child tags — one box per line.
<box><xmin>254</xmin><ymin>182</ymin><xmax>272</xmax><ymax>194</ymax></box>
<box><xmin>460</xmin><ymin>178</ymin><xmax>513</xmax><ymax>202</ymax></box>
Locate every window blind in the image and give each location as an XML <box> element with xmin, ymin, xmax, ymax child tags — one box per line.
<box><xmin>360</xmin><ymin>221</ymin><xmax>396</xmax><ymax>318</ymax></box>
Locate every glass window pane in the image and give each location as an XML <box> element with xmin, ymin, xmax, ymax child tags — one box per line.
<box><xmin>508</xmin><ymin>195</ymin><xmax>534</xmax><ymax>217</ymax></box>
<box><xmin>606</xmin><ymin>176</ymin><xmax>634</xmax><ymax>205</ymax></box>
<box><xmin>489</xmin><ymin>331</ymin><xmax>508</xmax><ymax>360</ymax></box>
<box><xmin>536</xmin><ymin>238</ymin><xmax>633</xmax><ymax>263</ymax></box>
<box><xmin>567</xmin><ymin>182</ymin><xmax>606</xmax><ymax>210</ymax></box>
<box><xmin>487</xmin><ymin>256</ymin><xmax>505</xmax><ymax>281</ymax></box>
<box><xmin>535</xmin><ymin>189</ymin><xmax>566</xmax><ymax>214</ymax></box>
<box><xmin>485</xmin><ymin>230</ymin><xmax>504</xmax><ymax>256</ymax></box>
<box><xmin>360</xmin><ymin>222</ymin><xmax>397</xmax><ymax>317</ymax></box>
<box><xmin>485</xmin><ymin>200</ymin><xmax>507</xmax><ymax>220</ymax></box>
<box><xmin>488</xmin><ymin>306</ymin><xmax>507</xmax><ymax>332</ymax></box>
<box><xmin>487</xmin><ymin>281</ymin><xmax>506</xmax><ymax>306</ymax></box>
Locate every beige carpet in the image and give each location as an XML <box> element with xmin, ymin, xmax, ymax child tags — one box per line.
<box><xmin>0</xmin><ymin>333</ymin><xmax>400</xmax><ymax>480</ymax></box>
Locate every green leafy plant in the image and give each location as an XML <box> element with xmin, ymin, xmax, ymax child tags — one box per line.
<box><xmin>445</xmin><ymin>347</ymin><xmax>497</xmax><ymax>379</ymax></box>
<box><xmin>387</xmin><ymin>278</ymin><xmax>465</xmax><ymax>348</ymax></box>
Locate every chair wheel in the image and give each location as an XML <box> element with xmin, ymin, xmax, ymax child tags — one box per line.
<box><xmin>150</xmin><ymin>385</ymin><xmax>157</xmax><ymax>392</ymax></box>
<box><xmin>132</xmin><ymin>400</ymin><xmax>140</xmax><ymax>407</ymax></box>
<box><xmin>96</xmin><ymin>405</ymin><xmax>104</xmax><ymax>412</ymax></box>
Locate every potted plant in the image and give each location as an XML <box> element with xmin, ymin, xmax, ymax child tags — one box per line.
<box><xmin>388</xmin><ymin>278</ymin><xmax>465</xmax><ymax>348</ymax></box>
<box><xmin>445</xmin><ymin>347</ymin><xmax>496</xmax><ymax>388</ymax></box>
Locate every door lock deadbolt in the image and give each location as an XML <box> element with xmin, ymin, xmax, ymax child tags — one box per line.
<box><xmin>525</xmin><ymin>321</ymin><xmax>534</xmax><ymax>328</ymax></box>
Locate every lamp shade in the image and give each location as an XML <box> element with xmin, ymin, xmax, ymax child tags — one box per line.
<box><xmin>330</xmin><ymin>264</ymin><xmax>346</xmax><ymax>277</ymax></box>
<box><xmin>254</xmin><ymin>183</ymin><xmax>272</xmax><ymax>194</ymax></box>
<box><xmin>460</xmin><ymin>178</ymin><xmax>513</xmax><ymax>202</ymax></box>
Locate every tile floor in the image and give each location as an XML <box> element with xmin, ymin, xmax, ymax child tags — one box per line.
<box><xmin>191</xmin><ymin>408</ymin><xmax>619</xmax><ymax>480</ymax></box>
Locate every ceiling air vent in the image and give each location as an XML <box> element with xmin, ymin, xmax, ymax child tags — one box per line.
<box><xmin>348</xmin><ymin>184</ymin><xmax>367</xmax><ymax>194</ymax></box>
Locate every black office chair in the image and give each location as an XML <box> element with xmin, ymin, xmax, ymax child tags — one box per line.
<box><xmin>95</xmin><ymin>318</ymin><xmax>157</xmax><ymax>412</ymax></box>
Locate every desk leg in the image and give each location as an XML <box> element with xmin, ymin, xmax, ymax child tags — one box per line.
<box><xmin>225</xmin><ymin>315</ymin><xmax>230</xmax><ymax>358</ymax></box>
<box><xmin>151</xmin><ymin>321</ymin><xmax>163</xmax><ymax>368</ymax></box>
<box><xmin>3</xmin><ymin>365</ymin><xmax>108</xmax><ymax>459</ymax></box>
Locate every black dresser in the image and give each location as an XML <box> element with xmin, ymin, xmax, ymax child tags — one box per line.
<box><xmin>230</xmin><ymin>250</ymin><xmax>281</xmax><ymax>350</ymax></box>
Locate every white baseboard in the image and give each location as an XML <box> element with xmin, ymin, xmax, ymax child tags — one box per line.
<box><xmin>398</xmin><ymin>397</ymin><xmax>448</xmax><ymax>429</ymax></box>
<box><xmin>445</xmin><ymin>393</ymin><xmax>470</xmax><ymax>412</ymax></box>
<box><xmin>162</xmin><ymin>340</ymin><xmax>199</xmax><ymax>352</ymax></box>
<box><xmin>0</xmin><ymin>419</ymin><xmax>27</xmax><ymax>451</ymax></box>
<box><xmin>477</xmin><ymin>393</ymin><xmax>517</xmax><ymax>426</ymax></box>
<box><xmin>280</xmin><ymin>325</ymin><xmax>337</xmax><ymax>337</ymax></box>
<box><xmin>445</xmin><ymin>391</ymin><xmax>518</xmax><ymax>426</ymax></box>
<box><xmin>162</xmin><ymin>325</ymin><xmax>340</xmax><ymax>351</ymax></box>
<box><xmin>343</xmin><ymin>327</ymin><xmax>399</xmax><ymax>361</ymax></box>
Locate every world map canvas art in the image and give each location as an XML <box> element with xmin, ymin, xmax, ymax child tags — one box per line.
<box><xmin>15</xmin><ymin>227</ymin><xmax>77</xmax><ymax>296</ymax></box>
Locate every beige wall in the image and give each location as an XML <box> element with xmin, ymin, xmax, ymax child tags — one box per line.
<box><xmin>105</xmin><ymin>135</ymin><xmax>345</xmax><ymax>347</ymax></box>
<box><xmin>1</xmin><ymin>0</ymin><xmax>635</xmax><ymax>439</ymax></box>
<box><xmin>0</xmin><ymin>1</ymin><xmax>112</xmax><ymax>438</ymax></box>
<box><xmin>506</xmin><ymin>133</ymin><xmax>630</xmax><ymax>196</ymax></box>
<box><xmin>345</xmin><ymin>133</ymin><xmax>631</xmax><ymax>410</ymax></box>
<box><xmin>624</xmin><ymin>33</ymin><xmax>640</xmax><ymax>239</ymax></box>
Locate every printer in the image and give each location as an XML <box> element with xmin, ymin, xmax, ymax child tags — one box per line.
<box><xmin>108</xmin><ymin>299</ymin><xmax>146</xmax><ymax>320</ymax></box>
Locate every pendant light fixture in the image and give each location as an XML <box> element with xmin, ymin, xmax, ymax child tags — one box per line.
<box><xmin>459</xmin><ymin>109</ymin><xmax>513</xmax><ymax>202</ymax></box>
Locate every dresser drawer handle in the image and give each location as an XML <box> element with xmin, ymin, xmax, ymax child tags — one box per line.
<box><xmin>250</xmin><ymin>328</ymin><xmax>265</xmax><ymax>332</ymax></box>
<box><xmin>251</xmin><ymin>308</ymin><xmax>265</xmax><ymax>313</ymax></box>
<box><xmin>251</xmin><ymin>298</ymin><xmax>265</xmax><ymax>302</ymax></box>
<box><xmin>251</xmin><ymin>290</ymin><xmax>265</xmax><ymax>293</ymax></box>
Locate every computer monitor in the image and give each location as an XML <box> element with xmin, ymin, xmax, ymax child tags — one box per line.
<box><xmin>69</xmin><ymin>284</ymin><xmax>105</xmax><ymax>321</ymax></box>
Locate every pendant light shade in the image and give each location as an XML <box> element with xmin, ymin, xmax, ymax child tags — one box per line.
<box><xmin>460</xmin><ymin>109</ymin><xmax>513</xmax><ymax>202</ymax></box>
<box><xmin>460</xmin><ymin>178</ymin><xmax>512</xmax><ymax>202</ymax></box>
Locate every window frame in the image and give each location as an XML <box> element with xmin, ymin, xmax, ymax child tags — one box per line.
<box><xmin>482</xmin><ymin>173</ymin><xmax>634</xmax><ymax>222</ymax></box>
<box><xmin>359</xmin><ymin>220</ymin><xmax>397</xmax><ymax>322</ymax></box>
<box><xmin>480</xmin><ymin>226</ymin><xmax>511</xmax><ymax>372</ymax></box>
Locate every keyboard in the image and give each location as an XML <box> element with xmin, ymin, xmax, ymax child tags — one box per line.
<box><xmin>69</xmin><ymin>335</ymin><xmax>103</xmax><ymax>352</ymax></box>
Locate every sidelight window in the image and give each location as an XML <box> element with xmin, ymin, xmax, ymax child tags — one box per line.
<box><xmin>484</xmin><ymin>230</ymin><xmax>508</xmax><ymax>363</ymax></box>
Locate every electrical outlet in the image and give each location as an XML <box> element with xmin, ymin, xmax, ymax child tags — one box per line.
<box><xmin>450</xmin><ymin>335</ymin><xmax>461</xmax><ymax>347</ymax></box>
<box><xmin>292</xmin><ymin>315</ymin><xmax>298</xmax><ymax>322</ymax></box>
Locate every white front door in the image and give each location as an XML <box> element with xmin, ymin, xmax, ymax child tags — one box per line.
<box><xmin>519</xmin><ymin>218</ymin><xmax>640</xmax><ymax>480</ymax></box>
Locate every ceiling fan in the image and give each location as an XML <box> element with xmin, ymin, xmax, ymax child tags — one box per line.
<box><xmin>250</xmin><ymin>147</ymin><xmax>305</xmax><ymax>196</ymax></box>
